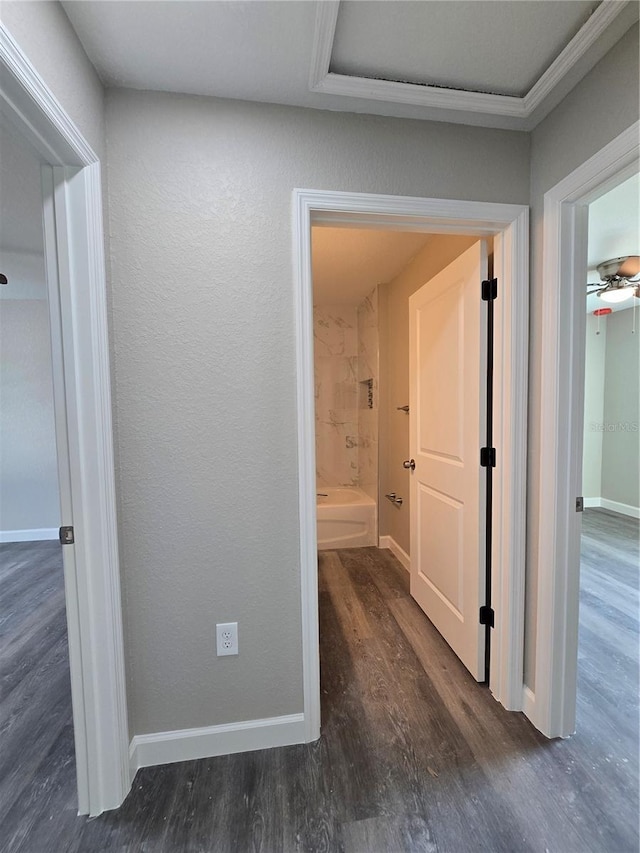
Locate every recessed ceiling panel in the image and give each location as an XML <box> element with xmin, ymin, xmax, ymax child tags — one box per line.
<box><xmin>331</xmin><ymin>1</ymin><xmax>598</xmax><ymax>97</ymax></box>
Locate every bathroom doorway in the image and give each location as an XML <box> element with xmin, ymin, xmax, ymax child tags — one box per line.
<box><xmin>293</xmin><ymin>189</ymin><xmax>529</xmax><ymax>741</ymax></box>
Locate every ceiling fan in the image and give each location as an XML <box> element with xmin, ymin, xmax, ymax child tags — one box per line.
<box><xmin>586</xmin><ymin>255</ymin><xmax>640</xmax><ymax>304</ymax></box>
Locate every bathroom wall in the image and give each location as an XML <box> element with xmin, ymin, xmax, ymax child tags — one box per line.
<box><xmin>357</xmin><ymin>287</ymin><xmax>379</xmax><ymax>502</ymax></box>
<box><xmin>378</xmin><ymin>234</ymin><xmax>479</xmax><ymax>555</ymax></box>
<box><xmin>314</xmin><ymin>306</ymin><xmax>359</xmax><ymax>487</ymax></box>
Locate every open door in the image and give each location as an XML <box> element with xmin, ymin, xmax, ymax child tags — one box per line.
<box><xmin>408</xmin><ymin>241</ymin><xmax>487</xmax><ymax>681</ymax></box>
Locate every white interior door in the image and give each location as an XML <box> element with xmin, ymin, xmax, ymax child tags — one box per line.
<box><xmin>408</xmin><ymin>241</ymin><xmax>487</xmax><ymax>680</ymax></box>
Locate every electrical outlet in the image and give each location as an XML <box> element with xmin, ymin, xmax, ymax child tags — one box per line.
<box><xmin>216</xmin><ymin>622</ymin><xmax>238</xmax><ymax>656</ymax></box>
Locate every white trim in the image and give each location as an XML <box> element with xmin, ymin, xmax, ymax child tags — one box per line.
<box><xmin>293</xmin><ymin>188</ymin><xmax>529</xmax><ymax>721</ymax></box>
<box><xmin>583</xmin><ymin>497</ymin><xmax>602</xmax><ymax>509</ymax></box>
<box><xmin>309</xmin><ymin>1</ymin><xmax>634</xmax><ymax>128</ymax></box>
<box><xmin>0</xmin><ymin>23</ymin><xmax>130</xmax><ymax>815</ymax></box>
<box><xmin>0</xmin><ymin>528</ymin><xmax>58</xmax><ymax>543</ymax></box>
<box><xmin>489</xmin><ymin>212</ymin><xmax>530</xmax><ymax>711</ymax></box>
<box><xmin>600</xmin><ymin>499</ymin><xmax>640</xmax><ymax>519</ymax></box>
<box><xmin>293</xmin><ymin>191</ymin><xmax>321</xmax><ymax>745</ymax></box>
<box><xmin>378</xmin><ymin>535</ymin><xmax>410</xmax><ymax>573</ymax></box>
<box><xmin>129</xmin><ymin>714</ymin><xmax>306</xmax><ymax>775</ymax></box>
<box><xmin>522</xmin><ymin>685</ymin><xmax>536</xmax><ymax>720</ymax></box>
<box><xmin>534</xmin><ymin>121</ymin><xmax>640</xmax><ymax>739</ymax></box>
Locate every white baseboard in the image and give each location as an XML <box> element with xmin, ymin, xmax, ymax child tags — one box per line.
<box><xmin>378</xmin><ymin>535</ymin><xmax>410</xmax><ymax>572</ymax></box>
<box><xmin>583</xmin><ymin>497</ymin><xmax>601</xmax><ymax>508</ymax></box>
<box><xmin>600</xmin><ymin>498</ymin><xmax>640</xmax><ymax>519</ymax></box>
<box><xmin>0</xmin><ymin>528</ymin><xmax>58</xmax><ymax>543</ymax></box>
<box><xmin>129</xmin><ymin>712</ymin><xmax>306</xmax><ymax>779</ymax></box>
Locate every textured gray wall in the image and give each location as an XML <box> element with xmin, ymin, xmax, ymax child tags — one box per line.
<box><xmin>0</xmin><ymin>1</ymin><xmax>105</xmax><ymax>161</ymax></box>
<box><xmin>526</xmin><ymin>23</ymin><xmax>640</xmax><ymax>688</ymax></box>
<box><xmin>602</xmin><ymin>310</ymin><xmax>640</xmax><ymax>509</ymax></box>
<box><xmin>105</xmin><ymin>89</ymin><xmax>529</xmax><ymax>734</ymax></box>
<box><xmin>0</xmin><ymin>298</ymin><xmax>59</xmax><ymax>532</ymax></box>
<box><xmin>582</xmin><ymin>314</ymin><xmax>607</xmax><ymax>500</ymax></box>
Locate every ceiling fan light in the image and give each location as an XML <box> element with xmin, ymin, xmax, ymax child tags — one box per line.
<box><xmin>598</xmin><ymin>286</ymin><xmax>634</xmax><ymax>304</ymax></box>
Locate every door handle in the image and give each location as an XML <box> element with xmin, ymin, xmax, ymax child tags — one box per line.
<box><xmin>403</xmin><ymin>459</ymin><xmax>415</xmax><ymax>470</ymax></box>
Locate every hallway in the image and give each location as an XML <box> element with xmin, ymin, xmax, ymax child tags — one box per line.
<box><xmin>1</xmin><ymin>527</ymin><xmax>637</xmax><ymax>851</ymax></box>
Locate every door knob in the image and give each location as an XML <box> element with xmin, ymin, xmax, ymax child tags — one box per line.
<box><xmin>403</xmin><ymin>459</ymin><xmax>415</xmax><ymax>470</ymax></box>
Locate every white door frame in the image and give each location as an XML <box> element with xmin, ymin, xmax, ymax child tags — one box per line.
<box><xmin>293</xmin><ymin>189</ymin><xmax>529</xmax><ymax>741</ymax></box>
<box><xmin>0</xmin><ymin>25</ymin><xmax>130</xmax><ymax>814</ymax></box>
<box><xmin>532</xmin><ymin>121</ymin><xmax>640</xmax><ymax>739</ymax></box>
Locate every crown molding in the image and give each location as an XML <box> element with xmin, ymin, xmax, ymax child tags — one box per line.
<box><xmin>522</xmin><ymin>0</ymin><xmax>630</xmax><ymax>114</ymax></box>
<box><xmin>310</xmin><ymin>1</ymin><xmax>633</xmax><ymax>126</ymax></box>
<box><xmin>0</xmin><ymin>22</ymin><xmax>96</xmax><ymax>165</ymax></box>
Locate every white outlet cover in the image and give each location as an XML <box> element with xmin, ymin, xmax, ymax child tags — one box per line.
<box><xmin>216</xmin><ymin>622</ymin><xmax>238</xmax><ymax>656</ymax></box>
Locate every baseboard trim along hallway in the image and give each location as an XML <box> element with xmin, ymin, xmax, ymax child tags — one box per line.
<box><xmin>0</xmin><ymin>528</ymin><xmax>58</xmax><ymax>543</ymax></box>
<box><xmin>378</xmin><ymin>535</ymin><xmax>411</xmax><ymax>572</ymax></box>
<box><xmin>128</xmin><ymin>713</ymin><xmax>306</xmax><ymax>779</ymax></box>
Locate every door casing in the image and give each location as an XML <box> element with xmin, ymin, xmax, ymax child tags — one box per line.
<box><xmin>0</xmin><ymin>24</ymin><xmax>129</xmax><ymax>814</ymax></box>
<box><xmin>530</xmin><ymin>121</ymin><xmax>640</xmax><ymax>738</ymax></box>
<box><xmin>293</xmin><ymin>189</ymin><xmax>529</xmax><ymax>742</ymax></box>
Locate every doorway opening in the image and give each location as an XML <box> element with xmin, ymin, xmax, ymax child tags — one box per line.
<box><xmin>0</xmin><ymin>30</ymin><xmax>129</xmax><ymax>814</ymax></box>
<box><xmin>0</xmin><ymin>118</ymin><xmax>77</xmax><ymax>824</ymax></box>
<box><xmin>293</xmin><ymin>189</ymin><xmax>529</xmax><ymax>742</ymax></box>
<box><xmin>578</xmin><ymin>173</ymin><xmax>639</xmax><ymax>751</ymax></box>
<box><xmin>533</xmin><ymin>123</ymin><xmax>639</xmax><ymax>740</ymax></box>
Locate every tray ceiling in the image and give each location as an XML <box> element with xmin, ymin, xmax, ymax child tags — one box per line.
<box><xmin>62</xmin><ymin>0</ymin><xmax>638</xmax><ymax>131</ymax></box>
<box><xmin>331</xmin><ymin>1</ymin><xmax>596</xmax><ymax>98</ymax></box>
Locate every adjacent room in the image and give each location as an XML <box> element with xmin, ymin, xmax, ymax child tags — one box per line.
<box><xmin>0</xmin><ymin>118</ymin><xmax>75</xmax><ymax>833</ymax></box>
<box><xmin>579</xmin><ymin>172</ymin><xmax>640</xmax><ymax>755</ymax></box>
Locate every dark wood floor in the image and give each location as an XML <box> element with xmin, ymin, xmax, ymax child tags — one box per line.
<box><xmin>1</xmin><ymin>509</ymin><xmax>638</xmax><ymax>852</ymax></box>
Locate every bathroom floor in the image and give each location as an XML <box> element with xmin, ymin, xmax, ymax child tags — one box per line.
<box><xmin>1</xmin><ymin>510</ymin><xmax>637</xmax><ymax>852</ymax></box>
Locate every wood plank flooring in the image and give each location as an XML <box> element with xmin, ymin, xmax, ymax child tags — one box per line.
<box><xmin>1</xmin><ymin>509</ymin><xmax>638</xmax><ymax>852</ymax></box>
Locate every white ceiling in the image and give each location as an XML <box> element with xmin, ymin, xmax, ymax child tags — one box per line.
<box><xmin>62</xmin><ymin>0</ymin><xmax>638</xmax><ymax>131</ymax></box>
<box><xmin>586</xmin><ymin>172</ymin><xmax>640</xmax><ymax>313</ymax></box>
<box><xmin>332</xmin><ymin>1</ymin><xmax>595</xmax><ymax>98</ymax></box>
<box><xmin>312</xmin><ymin>227</ymin><xmax>431</xmax><ymax>305</ymax></box>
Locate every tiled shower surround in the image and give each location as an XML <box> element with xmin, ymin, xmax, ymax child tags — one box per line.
<box><xmin>314</xmin><ymin>287</ymin><xmax>379</xmax><ymax>492</ymax></box>
<box><xmin>357</xmin><ymin>288</ymin><xmax>379</xmax><ymax>501</ymax></box>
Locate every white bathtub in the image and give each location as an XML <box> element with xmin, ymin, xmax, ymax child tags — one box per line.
<box><xmin>316</xmin><ymin>487</ymin><xmax>377</xmax><ymax>550</ymax></box>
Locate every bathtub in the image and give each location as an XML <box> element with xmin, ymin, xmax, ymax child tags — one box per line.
<box><xmin>316</xmin><ymin>487</ymin><xmax>377</xmax><ymax>550</ymax></box>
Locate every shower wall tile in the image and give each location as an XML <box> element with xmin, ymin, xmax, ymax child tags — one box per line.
<box><xmin>314</xmin><ymin>309</ymin><xmax>358</xmax><ymax>358</ymax></box>
<box><xmin>357</xmin><ymin>289</ymin><xmax>378</xmax><ymax>383</ymax></box>
<box><xmin>357</xmin><ymin>287</ymin><xmax>379</xmax><ymax>501</ymax></box>
<box><xmin>313</xmin><ymin>293</ymin><xmax>379</xmax><ymax>497</ymax></box>
<box><xmin>314</xmin><ymin>306</ymin><xmax>359</xmax><ymax>487</ymax></box>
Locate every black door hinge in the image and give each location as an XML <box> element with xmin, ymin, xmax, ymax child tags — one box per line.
<box><xmin>59</xmin><ymin>526</ymin><xmax>75</xmax><ymax>545</ymax></box>
<box><xmin>479</xmin><ymin>606</ymin><xmax>495</xmax><ymax>627</ymax></box>
<box><xmin>480</xmin><ymin>447</ymin><xmax>496</xmax><ymax>468</ymax></box>
<box><xmin>482</xmin><ymin>278</ymin><xmax>498</xmax><ymax>301</ymax></box>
